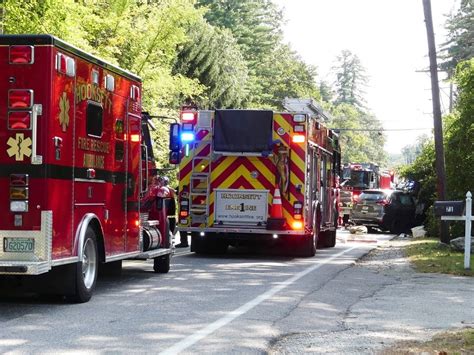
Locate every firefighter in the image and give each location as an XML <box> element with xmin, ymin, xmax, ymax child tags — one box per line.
<box><xmin>161</xmin><ymin>176</ymin><xmax>177</xmax><ymax>236</ymax></box>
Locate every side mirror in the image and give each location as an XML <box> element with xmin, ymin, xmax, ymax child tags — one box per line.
<box><xmin>169</xmin><ymin>151</ymin><xmax>181</xmax><ymax>165</ymax></box>
<box><xmin>169</xmin><ymin>123</ymin><xmax>181</xmax><ymax>165</ymax></box>
<box><xmin>169</xmin><ymin>123</ymin><xmax>181</xmax><ymax>151</ymax></box>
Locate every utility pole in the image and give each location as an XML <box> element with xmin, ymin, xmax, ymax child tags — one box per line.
<box><xmin>422</xmin><ymin>0</ymin><xmax>449</xmax><ymax>244</ymax></box>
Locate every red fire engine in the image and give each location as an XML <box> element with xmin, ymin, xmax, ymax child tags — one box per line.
<box><xmin>339</xmin><ymin>163</ymin><xmax>394</xmax><ymax>224</ymax></box>
<box><xmin>0</xmin><ymin>35</ymin><xmax>173</xmax><ymax>302</ymax></box>
<box><xmin>169</xmin><ymin>99</ymin><xmax>341</xmax><ymax>256</ymax></box>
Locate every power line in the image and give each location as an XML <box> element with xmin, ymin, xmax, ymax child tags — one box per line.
<box><xmin>330</xmin><ymin>127</ymin><xmax>432</xmax><ymax>132</ymax></box>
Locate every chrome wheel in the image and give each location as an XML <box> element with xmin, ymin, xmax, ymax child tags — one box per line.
<box><xmin>82</xmin><ymin>237</ymin><xmax>97</xmax><ymax>290</ymax></box>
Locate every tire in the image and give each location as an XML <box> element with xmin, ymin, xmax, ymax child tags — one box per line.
<box><xmin>153</xmin><ymin>254</ymin><xmax>170</xmax><ymax>273</ymax></box>
<box><xmin>191</xmin><ymin>232</ymin><xmax>205</xmax><ymax>254</ymax></box>
<box><xmin>99</xmin><ymin>260</ymin><xmax>122</xmax><ymax>277</ymax></box>
<box><xmin>70</xmin><ymin>227</ymin><xmax>99</xmax><ymax>303</ymax></box>
<box><xmin>296</xmin><ymin>233</ymin><xmax>316</xmax><ymax>257</ymax></box>
<box><xmin>390</xmin><ymin>219</ymin><xmax>402</xmax><ymax>234</ymax></box>
<box><xmin>191</xmin><ymin>233</ymin><xmax>227</xmax><ymax>254</ymax></box>
<box><xmin>325</xmin><ymin>230</ymin><xmax>337</xmax><ymax>248</ymax></box>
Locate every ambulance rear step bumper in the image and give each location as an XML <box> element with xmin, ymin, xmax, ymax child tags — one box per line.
<box><xmin>0</xmin><ymin>261</ymin><xmax>51</xmax><ymax>275</ymax></box>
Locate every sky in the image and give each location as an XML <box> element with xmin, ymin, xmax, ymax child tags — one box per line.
<box><xmin>274</xmin><ymin>0</ymin><xmax>459</xmax><ymax>154</ymax></box>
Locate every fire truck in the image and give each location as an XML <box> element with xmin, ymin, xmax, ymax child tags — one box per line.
<box><xmin>0</xmin><ymin>35</ymin><xmax>173</xmax><ymax>302</ymax></box>
<box><xmin>169</xmin><ymin>99</ymin><xmax>341</xmax><ymax>256</ymax></box>
<box><xmin>339</xmin><ymin>163</ymin><xmax>393</xmax><ymax>224</ymax></box>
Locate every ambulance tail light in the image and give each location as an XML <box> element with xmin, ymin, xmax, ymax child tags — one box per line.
<box><xmin>8</xmin><ymin>111</ymin><xmax>32</xmax><ymax>130</ymax></box>
<box><xmin>8</xmin><ymin>90</ymin><xmax>33</xmax><ymax>109</ymax></box>
<box><xmin>9</xmin><ymin>174</ymin><xmax>29</xmax><ymax>213</ymax></box>
<box><xmin>292</xmin><ymin>134</ymin><xmax>305</xmax><ymax>143</ymax></box>
<box><xmin>9</xmin><ymin>46</ymin><xmax>34</xmax><ymax>64</ymax></box>
<box><xmin>293</xmin><ymin>202</ymin><xmax>303</xmax><ymax>220</ymax></box>
<box><xmin>10</xmin><ymin>187</ymin><xmax>29</xmax><ymax>200</ymax></box>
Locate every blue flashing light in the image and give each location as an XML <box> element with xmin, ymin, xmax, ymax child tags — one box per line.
<box><xmin>181</xmin><ymin>132</ymin><xmax>195</xmax><ymax>143</ymax></box>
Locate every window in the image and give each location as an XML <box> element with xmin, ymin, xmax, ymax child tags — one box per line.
<box><xmin>115</xmin><ymin>119</ymin><xmax>124</xmax><ymax>140</ymax></box>
<box><xmin>399</xmin><ymin>194</ymin><xmax>414</xmax><ymax>206</ymax></box>
<box><xmin>86</xmin><ymin>102</ymin><xmax>103</xmax><ymax>137</ymax></box>
<box><xmin>115</xmin><ymin>141</ymin><xmax>124</xmax><ymax>161</ymax></box>
<box><xmin>360</xmin><ymin>191</ymin><xmax>387</xmax><ymax>201</ymax></box>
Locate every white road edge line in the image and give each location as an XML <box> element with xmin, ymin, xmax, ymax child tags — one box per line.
<box><xmin>159</xmin><ymin>246</ymin><xmax>358</xmax><ymax>355</ymax></box>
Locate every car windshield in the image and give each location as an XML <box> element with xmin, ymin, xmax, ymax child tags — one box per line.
<box><xmin>359</xmin><ymin>191</ymin><xmax>387</xmax><ymax>201</ymax></box>
<box><xmin>343</xmin><ymin>171</ymin><xmax>370</xmax><ymax>188</ymax></box>
<box><xmin>399</xmin><ymin>194</ymin><xmax>414</xmax><ymax>206</ymax></box>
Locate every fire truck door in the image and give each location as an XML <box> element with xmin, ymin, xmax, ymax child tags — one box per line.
<box><xmin>125</xmin><ymin>113</ymin><xmax>141</xmax><ymax>252</ymax></box>
<box><xmin>320</xmin><ymin>155</ymin><xmax>328</xmax><ymax>222</ymax></box>
<box><xmin>308</xmin><ymin>148</ymin><xmax>318</xmax><ymax>224</ymax></box>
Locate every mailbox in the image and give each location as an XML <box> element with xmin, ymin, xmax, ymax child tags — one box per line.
<box><xmin>433</xmin><ymin>201</ymin><xmax>465</xmax><ymax>217</ymax></box>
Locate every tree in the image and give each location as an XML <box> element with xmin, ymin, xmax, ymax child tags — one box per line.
<box><xmin>332</xmin><ymin>50</ymin><xmax>368</xmax><ymax>109</ymax></box>
<box><xmin>195</xmin><ymin>0</ymin><xmax>319</xmax><ymax>108</ymax></box>
<box><xmin>444</xmin><ymin>59</ymin><xmax>474</xmax><ymax>200</ymax></box>
<box><xmin>174</xmin><ymin>20</ymin><xmax>248</xmax><ymax>108</ymax></box>
<box><xmin>441</xmin><ymin>0</ymin><xmax>474</xmax><ymax>76</ymax></box>
<box><xmin>401</xmin><ymin>58</ymin><xmax>474</xmax><ymax>238</ymax></box>
<box><xmin>401</xmin><ymin>134</ymin><xmax>431</xmax><ymax>164</ymax></box>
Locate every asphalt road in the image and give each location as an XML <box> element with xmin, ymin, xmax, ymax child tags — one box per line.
<box><xmin>0</xmin><ymin>231</ymin><xmax>471</xmax><ymax>354</ymax></box>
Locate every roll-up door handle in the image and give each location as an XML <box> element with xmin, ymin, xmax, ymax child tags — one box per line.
<box><xmin>31</xmin><ymin>104</ymin><xmax>43</xmax><ymax>165</ymax></box>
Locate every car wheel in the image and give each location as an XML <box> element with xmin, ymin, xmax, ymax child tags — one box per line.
<box><xmin>390</xmin><ymin>219</ymin><xmax>402</xmax><ymax>234</ymax></box>
<box><xmin>153</xmin><ymin>254</ymin><xmax>170</xmax><ymax>273</ymax></box>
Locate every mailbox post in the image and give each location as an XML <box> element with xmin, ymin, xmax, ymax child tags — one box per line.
<box><xmin>434</xmin><ymin>191</ymin><xmax>472</xmax><ymax>270</ymax></box>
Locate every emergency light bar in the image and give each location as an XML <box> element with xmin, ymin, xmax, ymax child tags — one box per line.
<box><xmin>181</xmin><ymin>132</ymin><xmax>195</xmax><ymax>143</ymax></box>
<box><xmin>181</xmin><ymin>111</ymin><xmax>197</xmax><ymax>123</ymax></box>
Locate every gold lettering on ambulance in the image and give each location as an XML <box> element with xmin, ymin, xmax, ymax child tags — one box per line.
<box><xmin>75</xmin><ymin>81</ymin><xmax>112</xmax><ymax>114</ymax></box>
<box><xmin>78</xmin><ymin>137</ymin><xmax>110</xmax><ymax>153</ymax></box>
<box><xmin>83</xmin><ymin>153</ymin><xmax>104</xmax><ymax>169</ymax></box>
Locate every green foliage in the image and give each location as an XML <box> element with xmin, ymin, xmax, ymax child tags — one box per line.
<box><xmin>332</xmin><ymin>50</ymin><xmax>368</xmax><ymax>109</ymax></box>
<box><xmin>401</xmin><ymin>58</ymin><xmax>474</xmax><ymax>239</ymax></box>
<box><xmin>405</xmin><ymin>238</ymin><xmax>474</xmax><ymax>276</ymax></box>
<box><xmin>400</xmin><ymin>134</ymin><xmax>431</xmax><ymax>165</ymax></box>
<box><xmin>445</xmin><ymin>59</ymin><xmax>474</xmax><ymax>199</ymax></box>
<box><xmin>441</xmin><ymin>0</ymin><xmax>474</xmax><ymax>75</ymax></box>
<box><xmin>196</xmin><ymin>0</ymin><xmax>319</xmax><ymax>108</ymax></box>
<box><xmin>326</xmin><ymin>103</ymin><xmax>386</xmax><ymax>165</ymax></box>
<box><xmin>327</xmin><ymin>49</ymin><xmax>386</xmax><ymax>166</ymax></box>
<box><xmin>174</xmin><ymin>20</ymin><xmax>248</xmax><ymax>108</ymax></box>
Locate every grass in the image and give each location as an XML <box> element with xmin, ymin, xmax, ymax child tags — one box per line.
<box><xmin>380</xmin><ymin>327</ymin><xmax>474</xmax><ymax>354</ymax></box>
<box><xmin>405</xmin><ymin>237</ymin><xmax>474</xmax><ymax>277</ymax></box>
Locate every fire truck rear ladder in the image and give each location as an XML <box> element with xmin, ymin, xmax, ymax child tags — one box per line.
<box><xmin>189</xmin><ymin>138</ymin><xmax>212</xmax><ymax>225</ymax></box>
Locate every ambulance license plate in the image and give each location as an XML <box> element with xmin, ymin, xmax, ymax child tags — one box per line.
<box><xmin>3</xmin><ymin>238</ymin><xmax>35</xmax><ymax>253</ymax></box>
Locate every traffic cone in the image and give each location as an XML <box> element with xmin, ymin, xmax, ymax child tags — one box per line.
<box><xmin>270</xmin><ymin>185</ymin><xmax>283</xmax><ymax>219</ymax></box>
